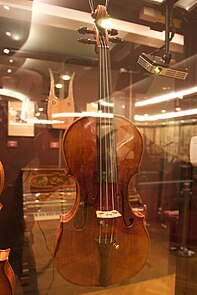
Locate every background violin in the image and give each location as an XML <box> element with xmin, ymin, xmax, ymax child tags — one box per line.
<box><xmin>0</xmin><ymin>249</ymin><xmax>15</xmax><ymax>295</ymax></box>
<box><xmin>54</xmin><ymin>5</ymin><xmax>150</xmax><ymax>286</ymax></box>
<box><xmin>0</xmin><ymin>162</ymin><xmax>15</xmax><ymax>294</ymax></box>
<box><xmin>0</xmin><ymin>161</ymin><xmax>5</xmax><ymax>196</ymax></box>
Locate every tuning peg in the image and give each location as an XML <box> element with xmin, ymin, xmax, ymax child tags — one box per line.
<box><xmin>78</xmin><ymin>38</ymin><xmax>96</xmax><ymax>45</ymax></box>
<box><xmin>77</xmin><ymin>27</ymin><xmax>94</xmax><ymax>35</ymax></box>
<box><xmin>109</xmin><ymin>37</ymin><xmax>123</xmax><ymax>43</ymax></box>
<box><xmin>108</xmin><ymin>29</ymin><xmax>118</xmax><ymax>36</ymax></box>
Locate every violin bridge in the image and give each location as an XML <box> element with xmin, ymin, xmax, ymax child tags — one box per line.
<box><xmin>96</xmin><ymin>210</ymin><xmax>121</xmax><ymax>219</ymax></box>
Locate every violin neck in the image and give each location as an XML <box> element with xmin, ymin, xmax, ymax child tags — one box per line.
<box><xmin>98</xmin><ymin>38</ymin><xmax>114</xmax><ymax>114</ymax></box>
<box><xmin>97</xmin><ymin>36</ymin><xmax>118</xmax><ymax>183</ymax></box>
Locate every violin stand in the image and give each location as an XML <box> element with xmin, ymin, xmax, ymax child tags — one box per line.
<box><xmin>170</xmin><ymin>182</ymin><xmax>195</xmax><ymax>257</ymax></box>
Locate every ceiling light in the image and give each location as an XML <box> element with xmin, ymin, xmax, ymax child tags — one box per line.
<box><xmin>12</xmin><ymin>34</ymin><xmax>20</xmax><ymax>41</ymax></box>
<box><xmin>0</xmin><ymin>89</ymin><xmax>28</xmax><ymax>102</ymax></box>
<box><xmin>25</xmin><ymin>119</ymin><xmax>64</xmax><ymax>125</ymax></box>
<box><xmin>52</xmin><ymin>112</ymin><xmax>114</xmax><ymax>119</ymax></box>
<box><xmin>174</xmin><ymin>0</ymin><xmax>197</xmax><ymax>11</ymax></box>
<box><xmin>61</xmin><ymin>74</ymin><xmax>71</xmax><ymax>81</ymax></box>
<box><xmin>5</xmin><ymin>31</ymin><xmax>11</xmax><ymax>37</ymax></box>
<box><xmin>7</xmin><ymin>69</ymin><xmax>12</xmax><ymax>73</ymax></box>
<box><xmin>175</xmin><ymin>106</ymin><xmax>181</xmax><ymax>111</ymax></box>
<box><xmin>135</xmin><ymin>86</ymin><xmax>197</xmax><ymax>107</ymax></box>
<box><xmin>99</xmin><ymin>99</ymin><xmax>114</xmax><ymax>107</ymax></box>
<box><xmin>3</xmin><ymin>5</ymin><xmax>10</xmax><ymax>10</ymax></box>
<box><xmin>55</xmin><ymin>83</ymin><xmax>63</xmax><ymax>89</ymax></box>
<box><xmin>3</xmin><ymin>48</ymin><xmax>10</xmax><ymax>54</ymax></box>
<box><xmin>134</xmin><ymin>108</ymin><xmax>197</xmax><ymax>121</ymax></box>
<box><xmin>144</xmin><ymin>0</ymin><xmax>166</xmax><ymax>3</ymax></box>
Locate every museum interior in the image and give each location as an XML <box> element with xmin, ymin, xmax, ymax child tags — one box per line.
<box><xmin>0</xmin><ymin>0</ymin><xmax>197</xmax><ymax>294</ymax></box>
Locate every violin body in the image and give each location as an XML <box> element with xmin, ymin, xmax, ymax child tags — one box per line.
<box><xmin>54</xmin><ymin>115</ymin><xmax>150</xmax><ymax>286</ymax></box>
<box><xmin>0</xmin><ymin>249</ymin><xmax>15</xmax><ymax>295</ymax></box>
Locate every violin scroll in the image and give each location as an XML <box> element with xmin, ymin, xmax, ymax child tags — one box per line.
<box><xmin>77</xmin><ymin>5</ymin><xmax>123</xmax><ymax>53</ymax></box>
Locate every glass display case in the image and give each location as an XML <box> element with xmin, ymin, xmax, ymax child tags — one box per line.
<box><xmin>0</xmin><ymin>0</ymin><xmax>197</xmax><ymax>294</ymax></box>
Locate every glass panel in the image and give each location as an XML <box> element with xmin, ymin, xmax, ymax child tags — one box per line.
<box><xmin>0</xmin><ymin>1</ymin><xmax>197</xmax><ymax>294</ymax></box>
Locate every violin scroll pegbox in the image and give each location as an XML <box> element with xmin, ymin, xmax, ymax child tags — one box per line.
<box><xmin>77</xmin><ymin>5</ymin><xmax>123</xmax><ymax>52</ymax></box>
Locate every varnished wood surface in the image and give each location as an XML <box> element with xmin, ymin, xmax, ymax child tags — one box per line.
<box><xmin>0</xmin><ymin>161</ymin><xmax>5</xmax><ymax>195</ymax></box>
<box><xmin>54</xmin><ymin>115</ymin><xmax>149</xmax><ymax>286</ymax></box>
<box><xmin>0</xmin><ymin>252</ymin><xmax>15</xmax><ymax>295</ymax></box>
<box><xmin>14</xmin><ymin>220</ymin><xmax>176</xmax><ymax>295</ymax></box>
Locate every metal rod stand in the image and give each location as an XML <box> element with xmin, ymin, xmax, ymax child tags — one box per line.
<box><xmin>171</xmin><ymin>182</ymin><xmax>195</xmax><ymax>257</ymax></box>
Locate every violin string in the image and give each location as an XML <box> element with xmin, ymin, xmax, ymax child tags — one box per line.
<box><xmin>105</xmin><ymin>0</ymin><xmax>110</xmax><ymax>9</ymax></box>
<box><xmin>88</xmin><ymin>0</ymin><xmax>110</xmax><ymax>12</ymax></box>
<box><xmin>108</xmin><ymin>41</ymin><xmax>115</xmax><ymax>212</ymax></box>
<box><xmin>101</xmin><ymin>35</ymin><xmax>109</xmax><ymax>244</ymax></box>
<box><xmin>88</xmin><ymin>0</ymin><xmax>94</xmax><ymax>13</ymax></box>
<box><xmin>103</xmin><ymin>37</ymin><xmax>109</xmax><ymax>219</ymax></box>
<box><xmin>104</xmin><ymin>36</ymin><xmax>117</xmax><ymax>243</ymax></box>
<box><xmin>103</xmin><ymin>34</ymin><xmax>117</xmax><ymax>244</ymax></box>
<box><xmin>104</xmin><ymin>37</ymin><xmax>112</xmax><ymax>243</ymax></box>
<box><xmin>98</xmin><ymin>42</ymin><xmax>103</xmax><ymax>244</ymax></box>
<box><xmin>104</xmin><ymin>37</ymin><xmax>113</xmax><ymax>209</ymax></box>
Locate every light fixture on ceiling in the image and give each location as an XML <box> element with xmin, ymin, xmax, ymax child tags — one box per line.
<box><xmin>52</xmin><ymin>112</ymin><xmax>114</xmax><ymax>119</ymax></box>
<box><xmin>175</xmin><ymin>97</ymin><xmax>181</xmax><ymax>111</ymax></box>
<box><xmin>55</xmin><ymin>82</ymin><xmax>63</xmax><ymax>89</ymax></box>
<box><xmin>138</xmin><ymin>53</ymin><xmax>188</xmax><ymax>79</ymax></box>
<box><xmin>135</xmin><ymin>85</ymin><xmax>197</xmax><ymax>107</ymax></box>
<box><xmin>144</xmin><ymin>0</ymin><xmax>166</xmax><ymax>3</ymax></box>
<box><xmin>0</xmin><ymin>89</ymin><xmax>28</xmax><ymax>102</ymax></box>
<box><xmin>5</xmin><ymin>31</ymin><xmax>11</xmax><ymax>37</ymax></box>
<box><xmin>3</xmin><ymin>48</ymin><xmax>10</xmax><ymax>54</ymax></box>
<box><xmin>61</xmin><ymin>74</ymin><xmax>71</xmax><ymax>81</ymax></box>
<box><xmin>174</xmin><ymin>0</ymin><xmax>197</xmax><ymax>12</ymax></box>
<box><xmin>145</xmin><ymin>0</ymin><xmax>197</xmax><ymax>9</ymax></box>
<box><xmin>175</xmin><ymin>106</ymin><xmax>181</xmax><ymax>111</ymax></box>
<box><xmin>25</xmin><ymin>119</ymin><xmax>64</xmax><ymax>125</ymax></box>
<box><xmin>134</xmin><ymin>108</ymin><xmax>197</xmax><ymax>121</ymax></box>
<box><xmin>138</xmin><ymin>0</ymin><xmax>188</xmax><ymax>80</ymax></box>
<box><xmin>3</xmin><ymin>5</ymin><xmax>10</xmax><ymax>11</ymax></box>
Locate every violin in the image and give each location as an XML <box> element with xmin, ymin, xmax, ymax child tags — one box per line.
<box><xmin>0</xmin><ymin>249</ymin><xmax>15</xmax><ymax>295</ymax></box>
<box><xmin>54</xmin><ymin>5</ymin><xmax>150</xmax><ymax>286</ymax></box>
<box><xmin>0</xmin><ymin>162</ymin><xmax>15</xmax><ymax>294</ymax></box>
<box><xmin>0</xmin><ymin>161</ymin><xmax>5</xmax><ymax>196</ymax></box>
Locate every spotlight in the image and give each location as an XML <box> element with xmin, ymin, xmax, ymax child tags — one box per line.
<box><xmin>174</xmin><ymin>0</ymin><xmax>197</xmax><ymax>12</ymax></box>
<box><xmin>138</xmin><ymin>53</ymin><xmax>188</xmax><ymax>80</ymax></box>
